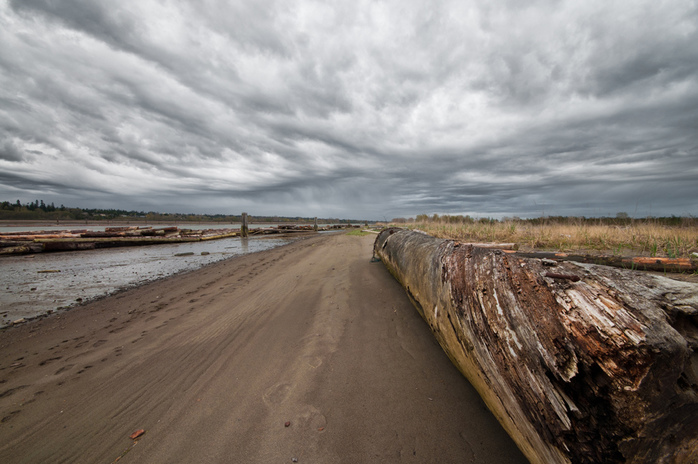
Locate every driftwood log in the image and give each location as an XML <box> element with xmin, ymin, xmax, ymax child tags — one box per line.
<box><xmin>374</xmin><ymin>228</ymin><xmax>698</xmax><ymax>464</ymax></box>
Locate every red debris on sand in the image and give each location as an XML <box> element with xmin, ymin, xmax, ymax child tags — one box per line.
<box><xmin>129</xmin><ymin>429</ymin><xmax>146</xmax><ymax>440</ymax></box>
<box><xmin>284</xmin><ymin>421</ymin><xmax>291</xmax><ymax>427</ymax></box>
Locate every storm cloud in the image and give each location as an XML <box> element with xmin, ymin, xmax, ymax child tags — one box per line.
<box><xmin>1</xmin><ymin>0</ymin><xmax>697</xmax><ymax>219</ymax></box>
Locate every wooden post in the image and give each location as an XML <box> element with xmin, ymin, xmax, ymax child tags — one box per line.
<box><xmin>314</xmin><ymin>217</ymin><xmax>318</xmax><ymax>232</ymax></box>
<box><xmin>241</xmin><ymin>212</ymin><xmax>248</xmax><ymax>238</ymax></box>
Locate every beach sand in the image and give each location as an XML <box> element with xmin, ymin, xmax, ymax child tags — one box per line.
<box><xmin>0</xmin><ymin>233</ymin><xmax>526</xmax><ymax>463</ymax></box>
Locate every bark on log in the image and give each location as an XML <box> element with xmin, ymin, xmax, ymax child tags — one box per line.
<box><xmin>0</xmin><ymin>240</ymin><xmax>32</xmax><ymax>248</ymax></box>
<box><xmin>40</xmin><ymin>241</ymin><xmax>96</xmax><ymax>252</ymax></box>
<box><xmin>0</xmin><ymin>245</ymin><xmax>38</xmax><ymax>255</ymax></box>
<box><xmin>36</xmin><ymin>237</ymin><xmax>199</xmax><ymax>251</ymax></box>
<box><xmin>374</xmin><ymin>228</ymin><xmax>698</xmax><ymax>464</ymax></box>
<box><xmin>200</xmin><ymin>231</ymin><xmax>238</xmax><ymax>240</ymax></box>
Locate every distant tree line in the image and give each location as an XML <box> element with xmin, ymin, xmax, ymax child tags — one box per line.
<box><xmin>0</xmin><ymin>199</ymin><xmax>370</xmax><ymax>224</ymax></box>
<box><xmin>1</xmin><ymin>199</ymin><xmax>62</xmax><ymax>212</ymax></box>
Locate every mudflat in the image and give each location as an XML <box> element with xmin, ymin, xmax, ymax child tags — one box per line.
<box><xmin>0</xmin><ymin>233</ymin><xmax>526</xmax><ymax>463</ymax></box>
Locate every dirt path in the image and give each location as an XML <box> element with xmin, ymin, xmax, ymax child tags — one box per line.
<box><xmin>0</xmin><ymin>233</ymin><xmax>526</xmax><ymax>463</ymax></box>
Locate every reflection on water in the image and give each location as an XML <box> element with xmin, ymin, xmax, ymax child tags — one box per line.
<box><xmin>0</xmin><ymin>236</ymin><xmax>294</xmax><ymax>328</ymax></box>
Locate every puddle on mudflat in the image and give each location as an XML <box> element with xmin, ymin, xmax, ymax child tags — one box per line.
<box><xmin>0</xmin><ymin>236</ymin><xmax>294</xmax><ymax>327</ymax></box>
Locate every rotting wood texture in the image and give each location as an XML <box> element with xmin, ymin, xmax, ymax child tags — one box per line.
<box><xmin>374</xmin><ymin>228</ymin><xmax>698</xmax><ymax>464</ymax></box>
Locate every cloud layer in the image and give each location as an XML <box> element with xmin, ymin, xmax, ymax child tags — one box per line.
<box><xmin>1</xmin><ymin>0</ymin><xmax>697</xmax><ymax>219</ymax></box>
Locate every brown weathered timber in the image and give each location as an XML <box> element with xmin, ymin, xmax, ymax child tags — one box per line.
<box><xmin>511</xmin><ymin>251</ymin><xmax>698</xmax><ymax>273</ymax></box>
<box><xmin>79</xmin><ymin>226</ymin><xmax>177</xmax><ymax>238</ymax></box>
<box><xmin>199</xmin><ymin>231</ymin><xmax>238</xmax><ymax>241</ymax></box>
<box><xmin>374</xmin><ymin>228</ymin><xmax>698</xmax><ymax>464</ymax></box>
<box><xmin>461</xmin><ymin>242</ymin><xmax>517</xmax><ymax>250</ymax></box>
<box><xmin>0</xmin><ymin>244</ymin><xmax>42</xmax><ymax>255</ymax></box>
<box><xmin>241</xmin><ymin>212</ymin><xmax>249</xmax><ymax>238</ymax></box>
<box><xmin>0</xmin><ymin>229</ymin><xmax>87</xmax><ymax>236</ymax></box>
<box><xmin>0</xmin><ymin>240</ymin><xmax>32</xmax><ymax>248</ymax></box>
<box><xmin>33</xmin><ymin>236</ymin><xmax>199</xmax><ymax>252</ymax></box>
<box><xmin>0</xmin><ymin>233</ymin><xmax>80</xmax><ymax>240</ymax></box>
<box><xmin>41</xmin><ymin>241</ymin><xmax>96</xmax><ymax>252</ymax></box>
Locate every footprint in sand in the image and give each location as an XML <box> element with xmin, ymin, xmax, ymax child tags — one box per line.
<box><xmin>458</xmin><ymin>431</ymin><xmax>477</xmax><ymax>461</ymax></box>
<box><xmin>150</xmin><ymin>303</ymin><xmax>167</xmax><ymax>313</ymax></box>
<box><xmin>39</xmin><ymin>356</ymin><xmax>62</xmax><ymax>366</ymax></box>
<box><xmin>1</xmin><ymin>410</ymin><xmax>21</xmax><ymax>423</ymax></box>
<box><xmin>92</xmin><ymin>339</ymin><xmax>107</xmax><ymax>348</ymax></box>
<box><xmin>54</xmin><ymin>364</ymin><xmax>74</xmax><ymax>375</ymax></box>
<box><xmin>304</xmin><ymin>355</ymin><xmax>323</xmax><ymax>369</ymax></box>
<box><xmin>294</xmin><ymin>405</ymin><xmax>328</xmax><ymax>431</ymax></box>
<box><xmin>0</xmin><ymin>385</ymin><xmax>28</xmax><ymax>399</ymax></box>
<box><xmin>263</xmin><ymin>383</ymin><xmax>292</xmax><ymax>405</ymax></box>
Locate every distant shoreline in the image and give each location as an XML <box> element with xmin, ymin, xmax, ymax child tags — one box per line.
<box><xmin>0</xmin><ymin>219</ymin><xmax>239</xmax><ymax>227</ymax></box>
<box><xmin>0</xmin><ymin>219</ymin><xmax>367</xmax><ymax>228</ymax></box>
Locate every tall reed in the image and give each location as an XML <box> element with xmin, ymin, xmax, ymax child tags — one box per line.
<box><xmin>398</xmin><ymin>218</ymin><xmax>698</xmax><ymax>258</ymax></box>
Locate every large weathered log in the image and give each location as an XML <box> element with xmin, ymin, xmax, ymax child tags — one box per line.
<box><xmin>374</xmin><ymin>228</ymin><xmax>698</xmax><ymax>464</ymax></box>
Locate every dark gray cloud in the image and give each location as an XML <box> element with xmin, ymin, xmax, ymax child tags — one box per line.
<box><xmin>1</xmin><ymin>0</ymin><xmax>697</xmax><ymax>219</ymax></box>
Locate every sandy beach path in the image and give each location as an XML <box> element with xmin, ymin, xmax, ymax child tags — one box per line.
<box><xmin>0</xmin><ymin>233</ymin><xmax>526</xmax><ymax>463</ymax></box>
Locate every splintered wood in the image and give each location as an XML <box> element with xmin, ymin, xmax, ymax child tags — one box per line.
<box><xmin>374</xmin><ymin>228</ymin><xmax>697</xmax><ymax>464</ymax></box>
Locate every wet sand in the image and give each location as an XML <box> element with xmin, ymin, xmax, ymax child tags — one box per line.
<box><xmin>0</xmin><ymin>233</ymin><xmax>526</xmax><ymax>463</ymax></box>
<box><xmin>0</xmin><ymin>235</ymin><xmax>295</xmax><ymax>326</ymax></box>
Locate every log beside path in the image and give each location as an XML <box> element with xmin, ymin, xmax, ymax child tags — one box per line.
<box><xmin>373</xmin><ymin>228</ymin><xmax>698</xmax><ymax>464</ymax></box>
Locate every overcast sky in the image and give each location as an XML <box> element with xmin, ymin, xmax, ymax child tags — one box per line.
<box><xmin>1</xmin><ymin>0</ymin><xmax>697</xmax><ymax>220</ymax></box>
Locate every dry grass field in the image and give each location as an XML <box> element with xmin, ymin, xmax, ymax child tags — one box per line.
<box><xmin>393</xmin><ymin>217</ymin><xmax>698</xmax><ymax>259</ymax></box>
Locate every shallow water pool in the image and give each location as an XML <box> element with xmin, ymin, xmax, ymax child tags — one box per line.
<box><xmin>0</xmin><ymin>236</ymin><xmax>294</xmax><ymax>327</ymax></box>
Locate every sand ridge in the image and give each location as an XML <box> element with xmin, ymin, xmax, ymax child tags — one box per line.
<box><xmin>0</xmin><ymin>233</ymin><xmax>526</xmax><ymax>463</ymax></box>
